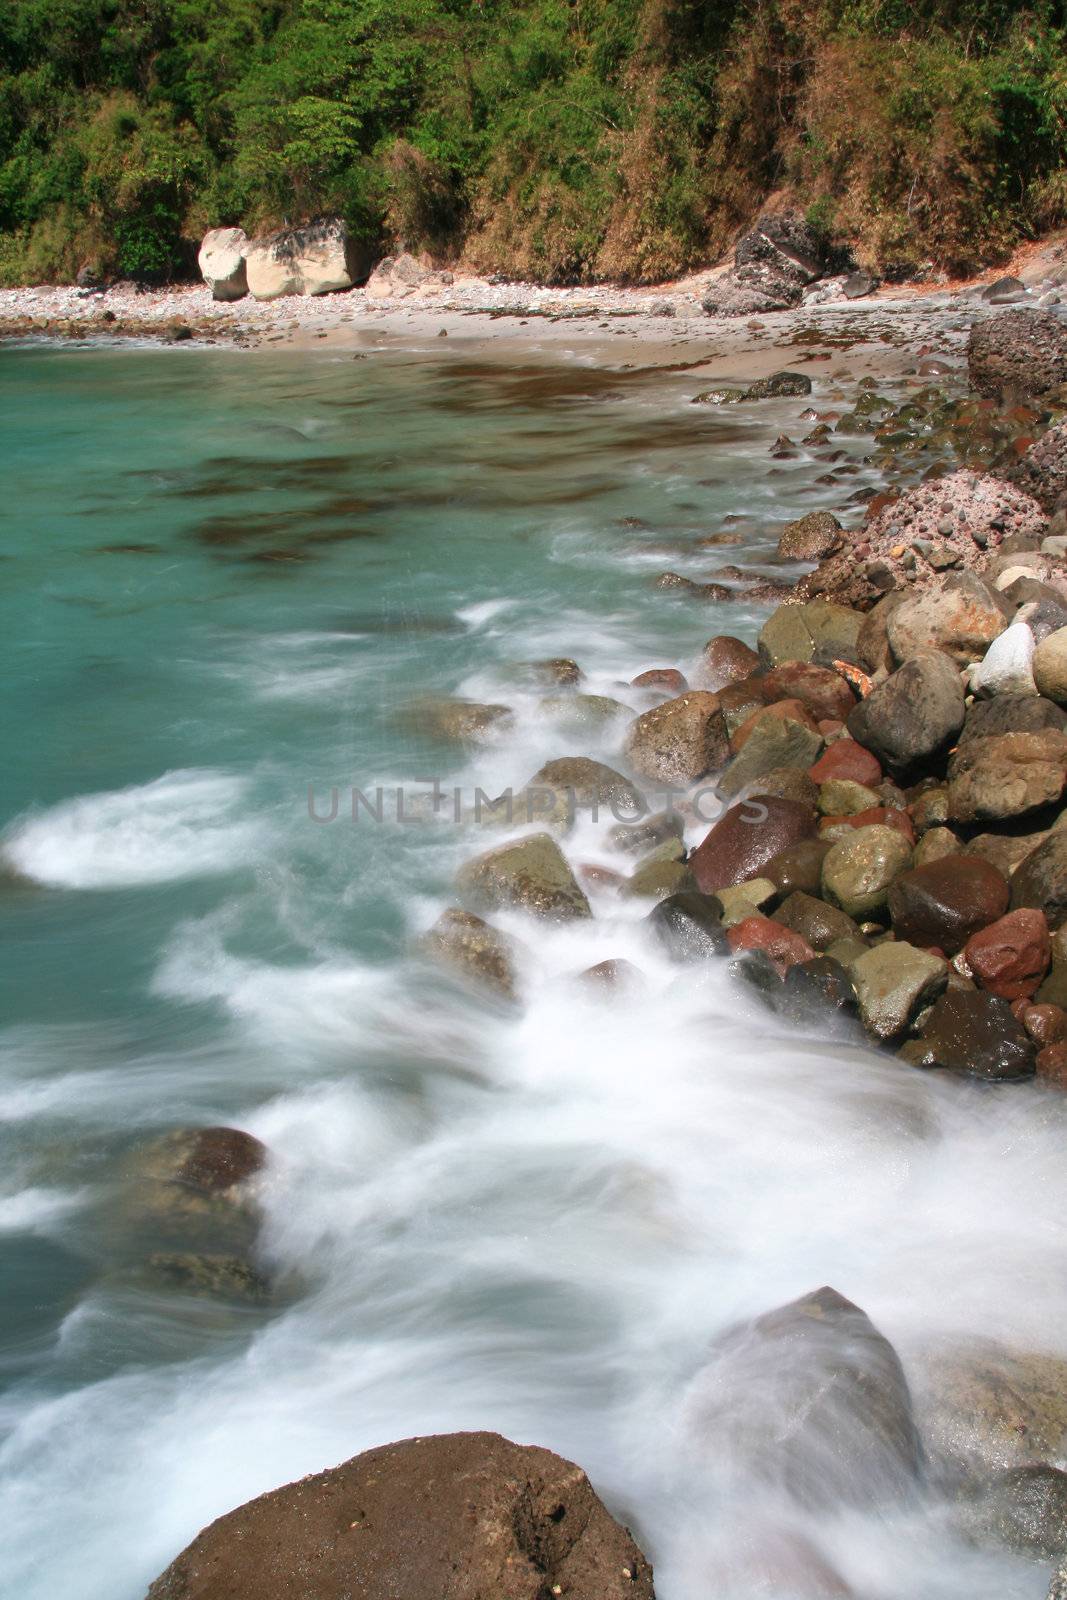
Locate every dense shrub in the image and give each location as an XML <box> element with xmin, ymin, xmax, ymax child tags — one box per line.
<box><xmin>1</xmin><ymin>0</ymin><xmax>1066</xmax><ymax>285</ymax></box>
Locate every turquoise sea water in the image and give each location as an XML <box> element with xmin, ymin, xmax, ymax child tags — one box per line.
<box><xmin>2</xmin><ymin>336</ymin><xmax>1066</xmax><ymax>1599</ymax></box>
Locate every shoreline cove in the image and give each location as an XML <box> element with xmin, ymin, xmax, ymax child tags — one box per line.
<box><xmin>4</xmin><ymin>294</ymin><xmax>1067</xmax><ymax>1600</ymax></box>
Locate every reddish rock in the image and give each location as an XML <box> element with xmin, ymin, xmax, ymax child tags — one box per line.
<box><xmin>818</xmin><ymin>719</ymin><xmax>845</xmax><ymax>738</ymax></box>
<box><xmin>1037</xmin><ymin>1041</ymin><xmax>1067</xmax><ymax>1083</ymax></box>
<box><xmin>761</xmin><ymin>663</ymin><xmax>856</xmax><ymax>724</ymax></box>
<box><xmin>578</xmin><ymin>863</ymin><xmax>626</xmax><ymax>892</ymax></box>
<box><xmin>690</xmin><ymin>796</ymin><xmax>816</xmax><ymax>893</ymax></box>
<box><xmin>632</xmin><ymin>668</ymin><xmax>687</xmax><ymax>693</ymax></box>
<box><xmin>728</xmin><ymin>915</ymin><xmax>815</xmax><ymax>974</ymax></box>
<box><xmin>172</xmin><ymin>1128</ymin><xmax>267</xmax><ymax>1193</ymax></box>
<box><xmin>964</xmin><ymin>909</ymin><xmax>1051</xmax><ymax>1001</ymax></box>
<box><xmin>717</xmin><ymin>677</ymin><xmax>765</xmax><ymax>732</ymax></box>
<box><xmin>1022</xmin><ymin>1002</ymin><xmax>1067</xmax><ymax>1046</ymax></box>
<box><xmin>145</xmin><ymin>1432</ymin><xmax>655</xmax><ymax>1600</ymax></box>
<box><xmin>699</xmin><ymin>634</ymin><xmax>761</xmax><ymax>691</ymax></box>
<box><xmin>887</xmin><ymin>855</ymin><xmax>1011</xmax><ymax>955</ymax></box>
<box><xmin>732</xmin><ymin>698</ymin><xmax>820</xmax><ymax>752</ymax></box>
<box><xmin>821</xmin><ymin>807</ymin><xmax>916</xmax><ymax>844</ymax></box>
<box><xmin>580</xmin><ymin>958</ymin><xmax>642</xmax><ymax>987</ymax></box>
<box><xmin>809</xmin><ymin>740</ymin><xmax>883</xmax><ymax>787</ymax></box>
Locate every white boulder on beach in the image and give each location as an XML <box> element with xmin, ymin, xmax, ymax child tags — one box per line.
<box><xmin>241</xmin><ymin>218</ymin><xmax>371</xmax><ymax>299</ymax></box>
<box><xmin>196</xmin><ymin>227</ymin><xmax>248</xmax><ymax>301</ymax></box>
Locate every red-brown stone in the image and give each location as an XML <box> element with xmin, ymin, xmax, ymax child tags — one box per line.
<box><xmin>1022</xmin><ymin>1002</ymin><xmax>1067</xmax><ymax>1046</ymax></box>
<box><xmin>809</xmin><ymin>740</ymin><xmax>883</xmax><ymax>787</ymax></box>
<box><xmin>821</xmin><ymin>807</ymin><xmax>916</xmax><ymax>844</ymax></box>
<box><xmin>701</xmin><ymin>635</ymin><xmax>761</xmax><ymax>691</ymax></box>
<box><xmin>964</xmin><ymin>909</ymin><xmax>1051</xmax><ymax>1001</ymax></box>
<box><xmin>888</xmin><ymin>855</ymin><xmax>1011</xmax><ymax>955</ymax></box>
<box><xmin>632</xmin><ymin>668</ymin><xmax>688</xmax><ymax>693</ymax></box>
<box><xmin>733</xmin><ymin>698</ymin><xmax>821</xmax><ymax>752</ymax></box>
<box><xmin>761</xmin><ymin>663</ymin><xmax>856</xmax><ymax>723</ymax></box>
<box><xmin>690</xmin><ymin>796</ymin><xmax>816</xmax><ymax>893</ymax></box>
<box><xmin>728</xmin><ymin>915</ymin><xmax>815</xmax><ymax>974</ymax></box>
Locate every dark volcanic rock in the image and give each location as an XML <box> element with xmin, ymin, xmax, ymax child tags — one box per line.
<box><xmin>690</xmin><ymin>797</ymin><xmax>816</xmax><ymax>893</ymax></box>
<box><xmin>887</xmin><ymin>856</ymin><xmax>1010</xmax><ymax>954</ymax></box>
<box><xmin>648</xmin><ymin>891</ymin><xmax>728</xmax><ymax>960</ymax></box>
<box><xmin>145</xmin><ymin>1432</ymin><xmax>655</xmax><ymax>1600</ymax></box>
<box><xmin>846</xmin><ymin>653</ymin><xmax>965</xmax><ymax>772</ymax></box>
<box><xmin>735</xmin><ymin>211</ymin><xmax>825</xmax><ymax>280</ymax></box>
<box><xmin>692</xmin><ymin>1286</ymin><xmax>922</xmax><ymax>1510</ymax></box>
<box><xmin>1010</xmin><ymin>421</ymin><xmax>1067</xmax><ymax>512</ymax></box>
<box><xmin>782</xmin><ymin>955</ymin><xmax>856</xmax><ymax>1019</ymax></box>
<box><xmin>968</xmin><ymin>309</ymin><xmax>1067</xmax><ymax>400</ymax></box>
<box><xmin>913</xmin><ymin>990</ymin><xmax>1036</xmax><ymax>1080</ymax></box>
<box><xmin>959</xmin><ymin>694</ymin><xmax>1067</xmax><ymax>744</ymax></box>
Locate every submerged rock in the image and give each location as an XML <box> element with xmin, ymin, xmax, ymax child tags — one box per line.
<box><xmin>145</xmin><ymin>1432</ymin><xmax>655</xmax><ymax>1600</ymax></box>
<box><xmin>421</xmin><ymin>908</ymin><xmax>519</xmax><ymax>1000</ymax></box>
<box><xmin>907</xmin><ymin>1340</ymin><xmax>1067</xmax><ymax>1482</ymax></box>
<box><xmin>691</xmin><ymin>1286</ymin><xmax>922</xmax><ymax>1510</ymax></box>
<box><xmin>528</xmin><ymin>758</ymin><xmax>642</xmax><ymax>814</ymax></box>
<box><xmin>457</xmin><ymin>834</ymin><xmax>591</xmax><ymax>922</ymax></box>
<box><xmin>648</xmin><ymin>890</ymin><xmax>728</xmax><ymax>960</ymax></box>
<box><xmin>776</xmin><ymin>511</ymin><xmax>844</xmax><ymax>563</ymax></box>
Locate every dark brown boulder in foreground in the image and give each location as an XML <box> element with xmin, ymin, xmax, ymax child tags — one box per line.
<box><xmin>146</xmin><ymin>1432</ymin><xmax>654</xmax><ymax>1600</ymax></box>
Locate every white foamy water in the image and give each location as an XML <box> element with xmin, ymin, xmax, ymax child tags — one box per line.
<box><xmin>1</xmin><ymin>771</ymin><xmax>269</xmax><ymax>888</ymax></box>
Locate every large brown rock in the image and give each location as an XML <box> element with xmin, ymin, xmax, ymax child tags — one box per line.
<box><xmin>457</xmin><ymin>835</ymin><xmax>591</xmax><ymax>922</ymax></box>
<box><xmin>886</xmin><ymin>574</ymin><xmax>1008</xmax><ymax>668</ymax></box>
<box><xmin>1012</xmin><ymin>831</ymin><xmax>1067</xmax><ymax>928</ymax></box>
<box><xmin>624</xmin><ymin>691</ymin><xmax>729</xmax><ymax>786</ymax></box>
<box><xmin>946</xmin><ymin>730</ymin><xmax>1067</xmax><ymax>824</ymax></box>
<box><xmin>772</xmin><ymin>891</ymin><xmax>859</xmax><ymax>953</ymax></box>
<box><xmin>776</xmin><ymin>511</ymin><xmax>844</xmax><ymax>562</ymax></box>
<box><xmin>763</xmin><ymin>837</ymin><xmax>833</xmax><ymax>897</ymax></box>
<box><xmin>145</xmin><ymin>1432</ymin><xmax>654</xmax><ymax>1600</ymax></box>
<box><xmin>887</xmin><ymin>855</ymin><xmax>1010</xmax><ymax>954</ymax></box>
<box><xmin>690</xmin><ymin>797</ymin><xmax>815</xmax><ymax>893</ymax></box>
<box><xmin>528</xmin><ymin>758</ymin><xmax>642</xmax><ymax>814</ymax></box>
<box><xmin>959</xmin><ymin>693</ymin><xmax>1067</xmax><ymax>744</ymax></box>
<box><xmin>690</xmin><ymin>1286</ymin><xmax>922</xmax><ymax>1510</ymax></box>
<box><xmin>696</xmin><ymin>635</ymin><xmax>760</xmax><ymax>691</ymax></box>
<box><xmin>422</xmin><ymin>909</ymin><xmax>519</xmax><ymax>1000</ymax></box>
<box><xmin>968</xmin><ymin>308</ymin><xmax>1067</xmax><ymax>400</ymax></box>
<box><xmin>761</xmin><ymin>662</ymin><xmax>855</xmax><ymax>723</ymax></box>
<box><xmin>906</xmin><ymin>1340</ymin><xmax>1067</xmax><ymax>1482</ymax></box>
<box><xmin>846</xmin><ymin>652</ymin><xmax>965</xmax><ymax>772</ymax></box>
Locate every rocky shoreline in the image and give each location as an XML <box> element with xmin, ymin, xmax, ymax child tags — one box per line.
<box><xmin>123</xmin><ymin>303</ymin><xmax>1067</xmax><ymax>1597</ymax></box>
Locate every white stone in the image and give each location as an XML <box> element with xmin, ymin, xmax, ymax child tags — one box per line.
<box><xmin>968</xmin><ymin>622</ymin><xmax>1037</xmax><ymax>698</ymax></box>
<box><xmin>244</xmin><ymin>233</ymin><xmax>303</xmax><ymax>300</ymax></box>
<box><xmin>197</xmin><ymin>228</ymin><xmax>248</xmax><ymax>301</ymax></box>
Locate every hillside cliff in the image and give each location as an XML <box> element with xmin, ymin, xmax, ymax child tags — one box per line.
<box><xmin>2</xmin><ymin>0</ymin><xmax>1066</xmax><ymax>287</ymax></box>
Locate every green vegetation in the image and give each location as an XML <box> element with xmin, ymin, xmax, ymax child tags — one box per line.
<box><xmin>2</xmin><ymin>0</ymin><xmax>1067</xmax><ymax>286</ymax></box>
